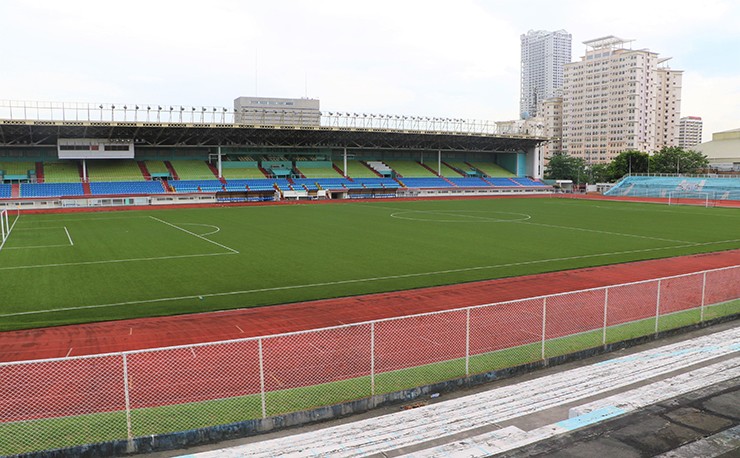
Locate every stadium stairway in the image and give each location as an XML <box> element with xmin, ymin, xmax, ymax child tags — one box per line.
<box><xmin>361</xmin><ymin>160</ymin><xmax>385</xmax><ymax>177</ymax></box>
<box><xmin>205</xmin><ymin>162</ymin><xmax>226</xmax><ymax>184</ymax></box>
<box><xmin>442</xmin><ymin>161</ymin><xmax>466</xmax><ymax>176</ymax></box>
<box><xmin>418</xmin><ymin>161</ymin><xmax>441</xmax><ymax>176</ymax></box>
<box><xmin>11</xmin><ymin>183</ymin><xmax>19</xmax><ymax>198</ymax></box>
<box><xmin>164</xmin><ymin>161</ymin><xmax>180</xmax><ymax>180</ymax></box>
<box><xmin>82</xmin><ymin>182</ymin><xmax>92</xmax><ymax>196</ymax></box>
<box><xmin>35</xmin><ymin>162</ymin><xmax>44</xmax><ymax>183</ymax></box>
<box><xmin>137</xmin><ymin>161</ymin><xmax>152</xmax><ymax>180</ymax></box>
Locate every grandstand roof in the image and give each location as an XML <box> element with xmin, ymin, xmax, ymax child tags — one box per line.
<box><xmin>0</xmin><ymin>119</ymin><xmax>545</xmax><ymax>153</ymax></box>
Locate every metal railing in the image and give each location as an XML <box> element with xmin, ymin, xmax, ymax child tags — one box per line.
<box><xmin>0</xmin><ymin>265</ymin><xmax>738</xmax><ymax>455</ymax></box>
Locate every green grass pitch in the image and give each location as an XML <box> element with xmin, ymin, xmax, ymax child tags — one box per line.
<box><xmin>1</xmin><ymin>197</ymin><xmax>738</xmax><ymax>331</ymax></box>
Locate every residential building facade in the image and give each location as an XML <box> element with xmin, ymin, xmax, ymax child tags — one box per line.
<box><xmin>678</xmin><ymin>116</ymin><xmax>703</xmax><ymax>149</ymax></box>
<box><xmin>561</xmin><ymin>36</ymin><xmax>683</xmax><ymax>164</ymax></box>
<box><xmin>520</xmin><ymin>29</ymin><xmax>572</xmax><ymax>119</ymax></box>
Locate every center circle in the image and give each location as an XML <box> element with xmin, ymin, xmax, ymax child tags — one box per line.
<box><xmin>389</xmin><ymin>210</ymin><xmax>531</xmax><ymax>223</ymax></box>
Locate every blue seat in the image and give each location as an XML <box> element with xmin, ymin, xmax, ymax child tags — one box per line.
<box><xmin>0</xmin><ymin>184</ymin><xmax>10</xmax><ymax>198</ymax></box>
<box><xmin>89</xmin><ymin>181</ymin><xmax>166</xmax><ymax>195</ymax></box>
<box><xmin>20</xmin><ymin>183</ymin><xmax>85</xmax><ymax>198</ymax></box>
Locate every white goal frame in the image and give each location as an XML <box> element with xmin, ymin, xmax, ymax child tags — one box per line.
<box><xmin>0</xmin><ymin>207</ymin><xmax>19</xmax><ymax>250</ymax></box>
<box><xmin>667</xmin><ymin>191</ymin><xmax>712</xmax><ymax>208</ymax></box>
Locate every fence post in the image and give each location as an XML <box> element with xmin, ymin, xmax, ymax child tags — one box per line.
<box><xmin>258</xmin><ymin>338</ymin><xmax>266</xmax><ymax>419</ymax></box>
<box><xmin>602</xmin><ymin>287</ymin><xmax>609</xmax><ymax>345</ymax></box>
<box><xmin>655</xmin><ymin>279</ymin><xmax>662</xmax><ymax>334</ymax></box>
<box><xmin>370</xmin><ymin>321</ymin><xmax>376</xmax><ymax>398</ymax></box>
<box><xmin>541</xmin><ymin>297</ymin><xmax>547</xmax><ymax>360</ymax></box>
<box><xmin>465</xmin><ymin>308</ymin><xmax>471</xmax><ymax>377</ymax></box>
<box><xmin>122</xmin><ymin>353</ymin><xmax>133</xmax><ymax>444</ymax></box>
<box><xmin>700</xmin><ymin>271</ymin><xmax>707</xmax><ymax>322</ymax></box>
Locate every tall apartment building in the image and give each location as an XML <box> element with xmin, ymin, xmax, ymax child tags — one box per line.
<box><xmin>560</xmin><ymin>36</ymin><xmax>683</xmax><ymax>164</ymax></box>
<box><xmin>520</xmin><ymin>30</ymin><xmax>572</xmax><ymax>119</ymax></box>
<box><xmin>678</xmin><ymin>116</ymin><xmax>703</xmax><ymax>148</ymax></box>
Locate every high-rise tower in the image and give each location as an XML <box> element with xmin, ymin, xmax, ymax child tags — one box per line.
<box><xmin>520</xmin><ymin>29</ymin><xmax>572</xmax><ymax>119</ymax></box>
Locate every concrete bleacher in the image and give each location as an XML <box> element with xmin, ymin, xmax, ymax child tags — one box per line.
<box><xmin>87</xmin><ymin>160</ymin><xmax>144</xmax><ymax>182</ymax></box>
<box><xmin>89</xmin><ymin>181</ymin><xmax>166</xmax><ymax>195</ymax></box>
<box><xmin>43</xmin><ymin>161</ymin><xmax>81</xmax><ymax>183</ymax></box>
<box><xmin>605</xmin><ymin>176</ymin><xmax>740</xmax><ymax>200</ymax></box>
<box><xmin>385</xmin><ymin>160</ymin><xmax>438</xmax><ymax>177</ymax></box>
<box><xmin>170</xmin><ymin>161</ymin><xmax>217</xmax><ymax>180</ymax></box>
<box><xmin>333</xmin><ymin>160</ymin><xmax>378</xmax><ymax>178</ymax></box>
<box><xmin>20</xmin><ymin>183</ymin><xmax>85</xmax><ymax>197</ymax></box>
<box><xmin>469</xmin><ymin>161</ymin><xmax>515</xmax><ymax>177</ymax></box>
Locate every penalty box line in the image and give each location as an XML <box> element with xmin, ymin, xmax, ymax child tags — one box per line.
<box><xmin>148</xmin><ymin>216</ymin><xmax>238</xmax><ymax>254</ymax></box>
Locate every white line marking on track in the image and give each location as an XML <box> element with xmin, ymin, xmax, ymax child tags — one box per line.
<box><xmin>148</xmin><ymin>216</ymin><xmax>238</xmax><ymax>254</ymax></box>
<box><xmin>64</xmin><ymin>226</ymin><xmax>74</xmax><ymax>246</ymax></box>
<box><xmin>2</xmin><ymin>238</ymin><xmax>738</xmax><ymax>319</ymax></box>
<box><xmin>65</xmin><ymin>348</ymin><xmax>73</xmax><ymax>358</ymax></box>
<box><xmin>235</xmin><ymin>325</ymin><xmax>244</xmax><ymax>333</ymax></box>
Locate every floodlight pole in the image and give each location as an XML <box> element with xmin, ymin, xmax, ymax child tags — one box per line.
<box><xmin>82</xmin><ymin>159</ymin><xmax>87</xmax><ymax>182</ymax></box>
<box><xmin>438</xmin><ymin>150</ymin><xmax>442</xmax><ymax>176</ymax></box>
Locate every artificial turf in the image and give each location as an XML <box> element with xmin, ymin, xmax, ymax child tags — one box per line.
<box><xmin>1</xmin><ymin>197</ymin><xmax>738</xmax><ymax>331</ymax></box>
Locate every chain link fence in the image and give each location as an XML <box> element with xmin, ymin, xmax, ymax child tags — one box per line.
<box><xmin>1</xmin><ymin>265</ymin><xmax>738</xmax><ymax>455</ymax></box>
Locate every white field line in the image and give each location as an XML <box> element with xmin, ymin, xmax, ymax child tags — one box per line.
<box><xmin>64</xmin><ymin>226</ymin><xmax>74</xmax><ymax>246</ymax></box>
<box><xmin>148</xmin><ymin>216</ymin><xmax>238</xmax><ymax>254</ymax></box>
<box><xmin>513</xmin><ymin>220</ymin><xmax>693</xmax><ymax>244</ymax></box>
<box><xmin>3</xmin><ymin>244</ymin><xmax>73</xmax><ymax>250</ymax></box>
<box><xmin>20</xmin><ymin>216</ymin><xmax>151</xmax><ymax>223</ymax></box>
<box><xmin>2</xmin><ymin>238</ymin><xmax>738</xmax><ymax>318</ymax></box>
<box><xmin>0</xmin><ymin>251</ymin><xmax>237</xmax><ymax>273</ymax></box>
<box><xmin>357</xmin><ymin>202</ymin><xmax>695</xmax><ymax>244</ymax></box>
<box><xmin>11</xmin><ymin>226</ymin><xmax>65</xmax><ymax>231</ymax></box>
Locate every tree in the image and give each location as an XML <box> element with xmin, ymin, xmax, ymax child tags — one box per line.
<box><xmin>610</xmin><ymin>150</ymin><xmax>650</xmax><ymax>179</ymax></box>
<box><xmin>544</xmin><ymin>153</ymin><xmax>586</xmax><ymax>184</ymax></box>
<box><xmin>650</xmin><ymin>147</ymin><xmax>709</xmax><ymax>174</ymax></box>
<box><xmin>588</xmin><ymin>163</ymin><xmax>611</xmax><ymax>183</ymax></box>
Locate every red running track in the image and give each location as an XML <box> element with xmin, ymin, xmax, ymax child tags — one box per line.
<box><xmin>1</xmin><ymin>249</ymin><xmax>738</xmax><ymax>363</ymax></box>
<box><xmin>1</xmin><ymin>250</ymin><xmax>739</xmax><ymax>424</ymax></box>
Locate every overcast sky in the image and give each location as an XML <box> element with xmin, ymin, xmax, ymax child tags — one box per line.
<box><xmin>1</xmin><ymin>0</ymin><xmax>738</xmax><ymax>142</ymax></box>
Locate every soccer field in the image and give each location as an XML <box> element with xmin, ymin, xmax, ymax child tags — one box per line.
<box><xmin>1</xmin><ymin>197</ymin><xmax>739</xmax><ymax>331</ymax></box>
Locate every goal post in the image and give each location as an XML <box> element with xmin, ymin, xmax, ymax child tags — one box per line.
<box><xmin>0</xmin><ymin>207</ymin><xmax>19</xmax><ymax>247</ymax></box>
<box><xmin>667</xmin><ymin>191</ymin><xmax>712</xmax><ymax>208</ymax></box>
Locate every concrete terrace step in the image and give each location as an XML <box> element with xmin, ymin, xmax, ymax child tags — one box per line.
<box><xmin>182</xmin><ymin>326</ymin><xmax>740</xmax><ymax>458</ymax></box>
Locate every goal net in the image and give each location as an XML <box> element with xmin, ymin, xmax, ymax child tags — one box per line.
<box><xmin>667</xmin><ymin>191</ymin><xmax>713</xmax><ymax>208</ymax></box>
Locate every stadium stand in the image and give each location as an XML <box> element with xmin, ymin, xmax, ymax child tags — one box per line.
<box><xmin>220</xmin><ymin>164</ymin><xmax>268</xmax><ymax>180</ymax></box>
<box><xmin>333</xmin><ymin>160</ymin><xmax>379</xmax><ymax>178</ymax></box>
<box><xmin>354</xmin><ymin>177</ymin><xmax>400</xmax><ymax>188</ymax></box>
<box><xmin>295</xmin><ymin>161</ymin><xmax>343</xmax><ymax>178</ymax></box>
<box><xmin>41</xmin><ymin>161</ymin><xmax>81</xmax><ymax>183</ymax></box>
<box><xmin>468</xmin><ymin>161</ymin><xmax>515</xmax><ymax>177</ymax></box>
<box><xmin>0</xmin><ymin>162</ymin><xmax>35</xmax><ymax>181</ymax></box>
<box><xmin>400</xmin><ymin>177</ymin><xmax>454</xmax><ymax>188</ymax></box>
<box><xmin>487</xmin><ymin>177</ymin><xmax>520</xmax><ymax>187</ymax></box>
<box><xmin>20</xmin><ymin>182</ymin><xmax>85</xmax><ymax>197</ymax></box>
<box><xmin>443</xmin><ymin>161</ymin><xmax>477</xmax><ymax>177</ymax></box>
<box><xmin>170</xmin><ymin>161</ymin><xmax>218</xmax><ymax>180</ymax></box>
<box><xmin>223</xmin><ymin>179</ymin><xmax>280</xmax><ymax>191</ymax></box>
<box><xmin>87</xmin><ymin>160</ymin><xmax>145</xmax><ymax>181</ymax></box>
<box><xmin>605</xmin><ymin>176</ymin><xmax>740</xmax><ymax>200</ymax></box>
<box><xmin>365</xmin><ymin>160</ymin><xmax>394</xmax><ymax>177</ymax></box>
<box><xmin>170</xmin><ymin>180</ymin><xmax>224</xmax><ymax>193</ymax></box>
<box><xmin>511</xmin><ymin>177</ymin><xmax>547</xmax><ymax>187</ymax></box>
<box><xmin>89</xmin><ymin>181</ymin><xmax>167</xmax><ymax>195</ymax></box>
<box><xmin>144</xmin><ymin>161</ymin><xmax>171</xmax><ymax>177</ymax></box>
<box><xmin>0</xmin><ymin>184</ymin><xmax>11</xmax><ymax>198</ymax></box>
<box><xmin>385</xmin><ymin>160</ymin><xmax>438</xmax><ymax>177</ymax></box>
<box><xmin>447</xmin><ymin>177</ymin><xmax>493</xmax><ymax>187</ymax></box>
